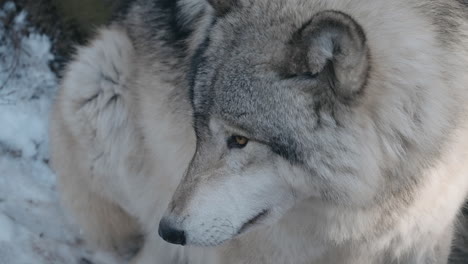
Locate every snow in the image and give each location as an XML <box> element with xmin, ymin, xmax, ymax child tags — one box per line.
<box><xmin>0</xmin><ymin>2</ymin><xmax>100</xmax><ymax>264</ymax></box>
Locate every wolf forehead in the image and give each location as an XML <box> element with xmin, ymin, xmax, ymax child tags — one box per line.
<box><xmin>190</xmin><ymin>63</ymin><xmax>311</xmax><ymax>163</ymax></box>
<box><xmin>189</xmin><ymin>27</ymin><xmax>307</xmax><ymax>154</ymax></box>
<box><xmin>187</xmin><ymin>8</ymin><xmax>365</xmax><ymax>161</ymax></box>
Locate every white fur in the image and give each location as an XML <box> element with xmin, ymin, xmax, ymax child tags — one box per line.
<box><xmin>50</xmin><ymin>0</ymin><xmax>468</xmax><ymax>263</ymax></box>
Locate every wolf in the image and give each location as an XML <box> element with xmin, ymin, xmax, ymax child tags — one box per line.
<box><xmin>49</xmin><ymin>0</ymin><xmax>468</xmax><ymax>263</ymax></box>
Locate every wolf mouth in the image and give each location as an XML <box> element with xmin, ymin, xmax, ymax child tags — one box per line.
<box><xmin>237</xmin><ymin>209</ymin><xmax>270</xmax><ymax>235</ymax></box>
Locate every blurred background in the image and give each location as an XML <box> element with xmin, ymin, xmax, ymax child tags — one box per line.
<box><xmin>0</xmin><ymin>0</ymin><xmax>123</xmax><ymax>74</ymax></box>
<box><xmin>0</xmin><ymin>1</ymin><xmax>128</xmax><ymax>263</ymax></box>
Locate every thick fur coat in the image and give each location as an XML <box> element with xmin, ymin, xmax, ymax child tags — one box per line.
<box><xmin>50</xmin><ymin>0</ymin><xmax>468</xmax><ymax>263</ymax></box>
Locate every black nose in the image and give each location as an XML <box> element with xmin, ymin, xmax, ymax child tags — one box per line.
<box><xmin>158</xmin><ymin>218</ymin><xmax>186</xmax><ymax>245</ymax></box>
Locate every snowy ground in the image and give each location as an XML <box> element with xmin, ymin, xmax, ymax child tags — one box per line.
<box><xmin>0</xmin><ymin>2</ymin><xmax>97</xmax><ymax>263</ymax></box>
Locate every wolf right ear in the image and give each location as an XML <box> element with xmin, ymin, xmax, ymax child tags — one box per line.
<box><xmin>297</xmin><ymin>11</ymin><xmax>370</xmax><ymax>101</ymax></box>
<box><xmin>207</xmin><ymin>0</ymin><xmax>238</xmax><ymax>16</ymax></box>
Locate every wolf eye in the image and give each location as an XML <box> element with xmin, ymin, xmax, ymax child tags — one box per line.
<box><xmin>283</xmin><ymin>72</ymin><xmax>318</xmax><ymax>80</ymax></box>
<box><xmin>227</xmin><ymin>135</ymin><xmax>249</xmax><ymax>149</ymax></box>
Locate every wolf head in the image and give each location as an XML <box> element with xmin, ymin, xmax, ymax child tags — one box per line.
<box><xmin>158</xmin><ymin>0</ymin><xmax>401</xmax><ymax>247</ymax></box>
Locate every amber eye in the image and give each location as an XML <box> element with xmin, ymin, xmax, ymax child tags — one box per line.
<box><xmin>235</xmin><ymin>136</ymin><xmax>248</xmax><ymax>145</ymax></box>
<box><xmin>228</xmin><ymin>135</ymin><xmax>249</xmax><ymax>149</ymax></box>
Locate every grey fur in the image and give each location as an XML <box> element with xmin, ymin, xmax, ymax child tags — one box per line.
<box><xmin>50</xmin><ymin>0</ymin><xmax>468</xmax><ymax>263</ymax></box>
<box><xmin>450</xmin><ymin>207</ymin><xmax>468</xmax><ymax>263</ymax></box>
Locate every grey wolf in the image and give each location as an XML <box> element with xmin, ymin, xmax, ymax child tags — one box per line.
<box><xmin>49</xmin><ymin>0</ymin><xmax>468</xmax><ymax>263</ymax></box>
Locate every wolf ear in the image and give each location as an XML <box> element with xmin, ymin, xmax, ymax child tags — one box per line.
<box><xmin>207</xmin><ymin>0</ymin><xmax>238</xmax><ymax>16</ymax></box>
<box><xmin>298</xmin><ymin>11</ymin><xmax>369</xmax><ymax>100</ymax></box>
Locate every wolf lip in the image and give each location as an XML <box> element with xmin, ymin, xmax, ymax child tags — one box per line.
<box><xmin>237</xmin><ymin>209</ymin><xmax>270</xmax><ymax>235</ymax></box>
